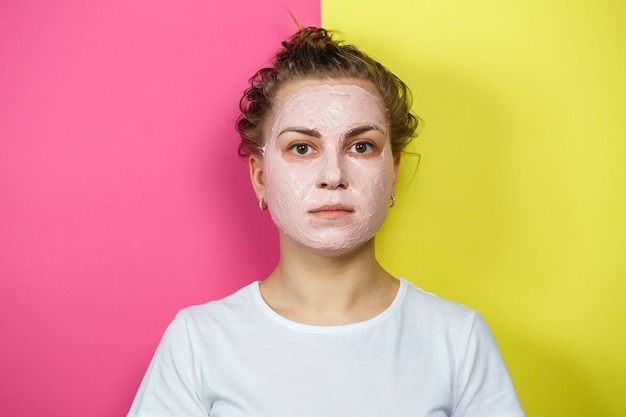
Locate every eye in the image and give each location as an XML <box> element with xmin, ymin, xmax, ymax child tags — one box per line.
<box><xmin>348</xmin><ymin>141</ymin><xmax>376</xmax><ymax>154</ymax></box>
<box><xmin>288</xmin><ymin>143</ymin><xmax>315</xmax><ymax>155</ymax></box>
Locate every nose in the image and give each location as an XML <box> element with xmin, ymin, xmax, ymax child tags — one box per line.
<box><xmin>316</xmin><ymin>152</ymin><xmax>348</xmax><ymax>190</ymax></box>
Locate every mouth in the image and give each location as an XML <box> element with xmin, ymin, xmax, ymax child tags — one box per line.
<box><xmin>308</xmin><ymin>204</ymin><xmax>355</xmax><ymax>220</ymax></box>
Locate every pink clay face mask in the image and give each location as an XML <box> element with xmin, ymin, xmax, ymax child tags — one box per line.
<box><xmin>262</xmin><ymin>83</ymin><xmax>397</xmax><ymax>252</ymax></box>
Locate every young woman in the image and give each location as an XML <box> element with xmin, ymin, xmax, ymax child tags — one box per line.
<box><xmin>128</xmin><ymin>27</ymin><xmax>525</xmax><ymax>417</ymax></box>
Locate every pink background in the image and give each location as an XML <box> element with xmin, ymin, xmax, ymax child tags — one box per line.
<box><xmin>0</xmin><ymin>1</ymin><xmax>319</xmax><ymax>415</ymax></box>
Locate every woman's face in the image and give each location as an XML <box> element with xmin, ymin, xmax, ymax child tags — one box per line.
<box><xmin>251</xmin><ymin>79</ymin><xmax>399</xmax><ymax>252</ymax></box>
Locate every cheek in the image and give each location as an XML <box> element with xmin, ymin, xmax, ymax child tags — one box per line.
<box><xmin>263</xmin><ymin>155</ymin><xmax>317</xmax><ymax>207</ymax></box>
<box><xmin>350</xmin><ymin>156</ymin><xmax>395</xmax><ymax>200</ymax></box>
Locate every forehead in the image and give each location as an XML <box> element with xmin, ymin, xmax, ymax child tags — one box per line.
<box><xmin>270</xmin><ymin>79</ymin><xmax>386</xmax><ymax>127</ymax></box>
<box><xmin>275</xmin><ymin>77</ymin><xmax>383</xmax><ymax>102</ymax></box>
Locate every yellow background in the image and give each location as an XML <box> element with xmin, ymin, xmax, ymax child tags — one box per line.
<box><xmin>323</xmin><ymin>1</ymin><xmax>625</xmax><ymax>416</ymax></box>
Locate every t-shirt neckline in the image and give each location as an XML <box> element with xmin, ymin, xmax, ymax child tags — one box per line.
<box><xmin>250</xmin><ymin>278</ymin><xmax>408</xmax><ymax>334</ymax></box>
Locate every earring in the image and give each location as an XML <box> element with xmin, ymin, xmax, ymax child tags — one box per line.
<box><xmin>390</xmin><ymin>194</ymin><xmax>396</xmax><ymax>208</ymax></box>
<box><xmin>259</xmin><ymin>198</ymin><xmax>268</xmax><ymax>211</ymax></box>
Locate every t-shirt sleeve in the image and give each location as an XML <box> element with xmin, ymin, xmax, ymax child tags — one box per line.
<box><xmin>453</xmin><ymin>312</ymin><xmax>525</xmax><ymax>417</ymax></box>
<box><xmin>127</xmin><ymin>310</ymin><xmax>208</xmax><ymax>417</ymax></box>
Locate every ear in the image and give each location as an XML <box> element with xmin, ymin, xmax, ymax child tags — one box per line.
<box><xmin>249</xmin><ymin>155</ymin><xmax>265</xmax><ymax>200</ymax></box>
<box><xmin>392</xmin><ymin>155</ymin><xmax>401</xmax><ymax>187</ymax></box>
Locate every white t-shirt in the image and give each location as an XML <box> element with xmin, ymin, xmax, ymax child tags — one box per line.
<box><xmin>128</xmin><ymin>278</ymin><xmax>525</xmax><ymax>417</ymax></box>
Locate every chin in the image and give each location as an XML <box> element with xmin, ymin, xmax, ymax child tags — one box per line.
<box><xmin>297</xmin><ymin>235</ymin><xmax>375</xmax><ymax>254</ymax></box>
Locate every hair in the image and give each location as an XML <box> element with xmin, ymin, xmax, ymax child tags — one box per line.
<box><xmin>236</xmin><ymin>27</ymin><xmax>420</xmax><ymax>158</ymax></box>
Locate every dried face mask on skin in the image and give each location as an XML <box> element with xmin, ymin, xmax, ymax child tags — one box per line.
<box><xmin>262</xmin><ymin>83</ymin><xmax>397</xmax><ymax>252</ymax></box>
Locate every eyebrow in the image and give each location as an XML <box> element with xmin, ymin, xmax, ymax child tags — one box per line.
<box><xmin>278</xmin><ymin>125</ymin><xmax>383</xmax><ymax>139</ymax></box>
<box><xmin>278</xmin><ymin>127</ymin><xmax>322</xmax><ymax>138</ymax></box>
<box><xmin>344</xmin><ymin>125</ymin><xmax>383</xmax><ymax>139</ymax></box>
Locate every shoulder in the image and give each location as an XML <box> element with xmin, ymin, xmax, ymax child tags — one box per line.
<box><xmin>397</xmin><ymin>278</ymin><xmax>489</xmax><ymax>342</ymax></box>
<box><xmin>399</xmin><ymin>278</ymin><xmax>476</xmax><ymax>319</ymax></box>
<box><xmin>182</xmin><ymin>281</ymin><xmax>258</xmax><ymax>319</ymax></box>
<box><xmin>164</xmin><ymin>282</ymin><xmax>261</xmax><ymax>339</ymax></box>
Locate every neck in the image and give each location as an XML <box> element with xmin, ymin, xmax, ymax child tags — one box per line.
<box><xmin>259</xmin><ymin>233</ymin><xmax>398</xmax><ymax>325</ymax></box>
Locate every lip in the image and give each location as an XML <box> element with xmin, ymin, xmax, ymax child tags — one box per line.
<box><xmin>308</xmin><ymin>204</ymin><xmax>355</xmax><ymax>220</ymax></box>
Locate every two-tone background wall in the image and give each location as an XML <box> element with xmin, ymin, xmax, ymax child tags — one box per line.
<box><xmin>1</xmin><ymin>1</ymin><xmax>624</xmax><ymax>416</ymax></box>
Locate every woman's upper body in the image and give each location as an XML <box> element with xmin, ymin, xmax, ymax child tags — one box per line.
<box><xmin>128</xmin><ymin>278</ymin><xmax>524</xmax><ymax>417</ymax></box>
<box><xmin>128</xmin><ymin>27</ymin><xmax>525</xmax><ymax>416</ymax></box>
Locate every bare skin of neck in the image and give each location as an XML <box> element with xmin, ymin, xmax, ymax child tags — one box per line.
<box><xmin>259</xmin><ymin>233</ymin><xmax>399</xmax><ymax>326</ymax></box>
